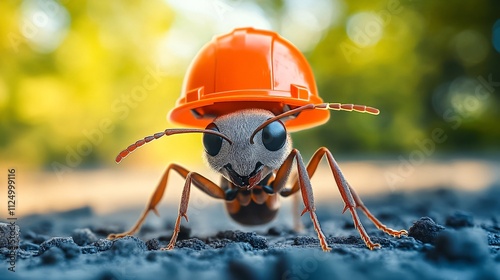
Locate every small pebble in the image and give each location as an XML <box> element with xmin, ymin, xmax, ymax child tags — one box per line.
<box><xmin>408</xmin><ymin>217</ymin><xmax>445</xmax><ymax>244</ymax></box>
<box><xmin>146</xmin><ymin>238</ymin><xmax>161</xmax><ymax>251</ymax></box>
<box><xmin>109</xmin><ymin>236</ymin><xmax>147</xmax><ymax>256</ymax></box>
<box><xmin>72</xmin><ymin>228</ymin><xmax>98</xmax><ymax>246</ymax></box>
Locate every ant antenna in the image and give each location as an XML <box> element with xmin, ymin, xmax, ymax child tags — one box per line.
<box><xmin>115</xmin><ymin>128</ymin><xmax>233</xmax><ymax>163</ymax></box>
<box><xmin>250</xmin><ymin>103</ymin><xmax>380</xmax><ymax>144</ymax></box>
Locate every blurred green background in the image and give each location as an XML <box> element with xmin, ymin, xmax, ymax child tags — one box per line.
<box><xmin>1</xmin><ymin>0</ymin><xmax>499</xmax><ymax>171</ymax></box>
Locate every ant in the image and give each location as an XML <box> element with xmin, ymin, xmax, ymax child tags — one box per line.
<box><xmin>107</xmin><ymin>28</ymin><xmax>408</xmax><ymax>251</ymax></box>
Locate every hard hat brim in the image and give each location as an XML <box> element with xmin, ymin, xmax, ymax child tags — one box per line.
<box><xmin>168</xmin><ymin>90</ymin><xmax>329</xmax><ymax>132</ymax></box>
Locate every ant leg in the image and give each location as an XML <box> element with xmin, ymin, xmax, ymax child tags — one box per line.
<box><xmin>284</xmin><ymin>147</ymin><xmax>406</xmax><ymax>249</ymax></box>
<box><xmin>107</xmin><ymin>164</ymin><xmax>224</xmax><ymax>240</ymax></box>
<box><xmin>164</xmin><ymin>172</ymin><xmax>225</xmax><ymax>250</ymax></box>
<box><xmin>107</xmin><ymin>163</ymin><xmax>189</xmax><ymax>239</ymax></box>
<box><xmin>299</xmin><ymin>147</ymin><xmax>379</xmax><ymax>249</ymax></box>
<box><xmin>273</xmin><ymin>149</ymin><xmax>332</xmax><ymax>252</ymax></box>
<box><xmin>107</xmin><ymin>164</ymin><xmax>185</xmax><ymax>239</ymax></box>
<box><xmin>309</xmin><ymin>147</ymin><xmax>408</xmax><ymax>241</ymax></box>
<box><xmin>292</xmin><ymin>191</ymin><xmax>305</xmax><ymax>232</ymax></box>
<box><xmin>279</xmin><ymin>171</ymin><xmax>305</xmax><ymax>232</ymax></box>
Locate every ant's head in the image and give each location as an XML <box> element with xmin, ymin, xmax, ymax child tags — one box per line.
<box><xmin>202</xmin><ymin>109</ymin><xmax>291</xmax><ymax>189</ymax></box>
<box><xmin>115</xmin><ymin>103</ymin><xmax>379</xmax><ymax>189</ymax></box>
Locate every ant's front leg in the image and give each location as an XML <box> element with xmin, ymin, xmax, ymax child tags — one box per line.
<box><xmin>107</xmin><ymin>164</ymin><xmax>225</xmax><ymax>250</ymax></box>
<box><xmin>163</xmin><ymin>171</ymin><xmax>225</xmax><ymax>250</ymax></box>
<box><xmin>305</xmin><ymin>148</ymin><xmax>407</xmax><ymax>240</ymax></box>
<box><xmin>107</xmin><ymin>163</ymin><xmax>189</xmax><ymax>240</ymax></box>
<box><xmin>271</xmin><ymin>149</ymin><xmax>332</xmax><ymax>252</ymax></box>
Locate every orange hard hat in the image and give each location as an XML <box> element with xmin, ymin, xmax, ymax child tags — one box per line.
<box><xmin>168</xmin><ymin>27</ymin><xmax>329</xmax><ymax>132</ymax></box>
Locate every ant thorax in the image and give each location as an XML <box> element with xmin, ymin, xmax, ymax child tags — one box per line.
<box><xmin>202</xmin><ymin>109</ymin><xmax>292</xmax><ymax>189</ymax></box>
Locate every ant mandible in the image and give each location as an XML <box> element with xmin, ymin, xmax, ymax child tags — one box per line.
<box><xmin>107</xmin><ymin>27</ymin><xmax>408</xmax><ymax>251</ymax></box>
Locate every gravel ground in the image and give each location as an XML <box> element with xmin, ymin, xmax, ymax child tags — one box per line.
<box><xmin>1</xmin><ymin>185</ymin><xmax>500</xmax><ymax>280</ymax></box>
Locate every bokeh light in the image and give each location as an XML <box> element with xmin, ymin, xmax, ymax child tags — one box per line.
<box><xmin>453</xmin><ymin>29</ymin><xmax>489</xmax><ymax>66</ymax></box>
<box><xmin>347</xmin><ymin>12</ymin><xmax>384</xmax><ymax>48</ymax></box>
<box><xmin>19</xmin><ymin>0</ymin><xmax>70</xmax><ymax>53</ymax></box>
<box><xmin>432</xmin><ymin>77</ymin><xmax>488</xmax><ymax>120</ymax></box>
<box><xmin>280</xmin><ymin>0</ymin><xmax>343</xmax><ymax>52</ymax></box>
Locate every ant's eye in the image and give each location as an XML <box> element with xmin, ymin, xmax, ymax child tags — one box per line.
<box><xmin>262</xmin><ymin>120</ymin><xmax>286</xmax><ymax>151</ymax></box>
<box><xmin>203</xmin><ymin>123</ymin><xmax>222</xmax><ymax>156</ymax></box>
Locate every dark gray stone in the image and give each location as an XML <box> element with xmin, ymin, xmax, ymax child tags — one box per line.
<box><xmin>408</xmin><ymin>217</ymin><xmax>445</xmax><ymax>244</ymax></box>
<box><xmin>146</xmin><ymin>238</ymin><xmax>160</xmax><ymax>250</ymax></box>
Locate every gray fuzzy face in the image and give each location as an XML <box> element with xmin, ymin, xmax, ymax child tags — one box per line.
<box><xmin>202</xmin><ymin>109</ymin><xmax>292</xmax><ymax>189</ymax></box>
